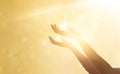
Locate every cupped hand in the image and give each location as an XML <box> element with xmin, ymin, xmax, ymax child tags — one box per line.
<box><xmin>51</xmin><ymin>24</ymin><xmax>80</xmax><ymax>37</ymax></box>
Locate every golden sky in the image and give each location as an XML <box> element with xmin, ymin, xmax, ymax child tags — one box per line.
<box><xmin>0</xmin><ymin>0</ymin><xmax>120</xmax><ymax>74</ymax></box>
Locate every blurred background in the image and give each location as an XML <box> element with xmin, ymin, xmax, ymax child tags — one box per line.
<box><xmin>0</xmin><ymin>0</ymin><xmax>120</xmax><ymax>74</ymax></box>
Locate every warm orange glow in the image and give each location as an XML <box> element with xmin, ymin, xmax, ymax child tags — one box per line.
<box><xmin>1</xmin><ymin>0</ymin><xmax>120</xmax><ymax>74</ymax></box>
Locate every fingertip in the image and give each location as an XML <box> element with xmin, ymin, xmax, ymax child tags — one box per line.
<box><xmin>48</xmin><ymin>36</ymin><xmax>51</xmax><ymax>38</ymax></box>
<box><xmin>51</xmin><ymin>24</ymin><xmax>53</xmax><ymax>26</ymax></box>
<box><xmin>51</xmin><ymin>25</ymin><xmax>54</xmax><ymax>29</ymax></box>
<box><xmin>51</xmin><ymin>24</ymin><xmax>53</xmax><ymax>27</ymax></box>
<box><xmin>49</xmin><ymin>36</ymin><xmax>52</xmax><ymax>39</ymax></box>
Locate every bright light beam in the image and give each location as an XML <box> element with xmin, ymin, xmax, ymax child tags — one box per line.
<box><xmin>14</xmin><ymin>1</ymin><xmax>89</xmax><ymax>21</ymax></box>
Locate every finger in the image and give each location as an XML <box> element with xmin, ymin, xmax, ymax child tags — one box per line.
<box><xmin>51</xmin><ymin>24</ymin><xmax>54</xmax><ymax>29</ymax></box>
<box><xmin>51</xmin><ymin>24</ymin><xmax>58</xmax><ymax>33</ymax></box>
<box><xmin>51</xmin><ymin>24</ymin><xmax>67</xmax><ymax>36</ymax></box>
<box><xmin>54</xmin><ymin>24</ymin><xmax>57</xmax><ymax>29</ymax></box>
<box><xmin>54</xmin><ymin>25</ymin><xmax>64</xmax><ymax>34</ymax></box>
<box><xmin>49</xmin><ymin>36</ymin><xmax>62</xmax><ymax>45</ymax></box>
<box><xmin>49</xmin><ymin>36</ymin><xmax>67</xmax><ymax>47</ymax></box>
<box><xmin>51</xmin><ymin>24</ymin><xmax>55</xmax><ymax>32</ymax></box>
<box><xmin>54</xmin><ymin>24</ymin><xmax>59</xmax><ymax>33</ymax></box>
<box><xmin>49</xmin><ymin>36</ymin><xmax>57</xmax><ymax>44</ymax></box>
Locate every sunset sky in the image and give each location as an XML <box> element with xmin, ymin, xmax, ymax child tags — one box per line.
<box><xmin>0</xmin><ymin>0</ymin><xmax>120</xmax><ymax>74</ymax></box>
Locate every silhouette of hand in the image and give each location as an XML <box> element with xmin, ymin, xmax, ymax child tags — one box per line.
<box><xmin>49</xmin><ymin>36</ymin><xmax>73</xmax><ymax>48</ymax></box>
<box><xmin>49</xmin><ymin>24</ymin><xmax>120</xmax><ymax>74</ymax></box>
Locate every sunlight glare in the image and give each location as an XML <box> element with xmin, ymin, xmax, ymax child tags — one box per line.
<box><xmin>59</xmin><ymin>21</ymin><xmax>71</xmax><ymax>31</ymax></box>
<box><xmin>59</xmin><ymin>25</ymin><xmax>68</xmax><ymax>31</ymax></box>
<box><xmin>55</xmin><ymin>37</ymin><xmax>62</xmax><ymax>42</ymax></box>
<box><xmin>66</xmin><ymin>38</ymin><xmax>85</xmax><ymax>55</ymax></box>
<box><xmin>87</xmin><ymin>0</ymin><xmax>120</xmax><ymax>11</ymax></box>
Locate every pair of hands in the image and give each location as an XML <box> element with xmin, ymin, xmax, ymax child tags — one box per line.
<box><xmin>49</xmin><ymin>24</ymin><xmax>80</xmax><ymax>48</ymax></box>
<box><xmin>49</xmin><ymin>25</ymin><xmax>102</xmax><ymax>74</ymax></box>
<box><xmin>49</xmin><ymin>24</ymin><xmax>120</xmax><ymax>74</ymax></box>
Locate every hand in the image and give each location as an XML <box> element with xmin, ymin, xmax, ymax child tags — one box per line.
<box><xmin>51</xmin><ymin>24</ymin><xmax>69</xmax><ymax>36</ymax></box>
<box><xmin>51</xmin><ymin>24</ymin><xmax>81</xmax><ymax>39</ymax></box>
<box><xmin>49</xmin><ymin>36</ymin><xmax>73</xmax><ymax>48</ymax></box>
<box><xmin>50</xmin><ymin>24</ymin><xmax>120</xmax><ymax>74</ymax></box>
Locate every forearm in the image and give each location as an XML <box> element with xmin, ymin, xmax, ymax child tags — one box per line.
<box><xmin>80</xmin><ymin>40</ymin><xmax>112</xmax><ymax>71</ymax></box>
<box><xmin>68</xmin><ymin>46</ymin><xmax>101</xmax><ymax>74</ymax></box>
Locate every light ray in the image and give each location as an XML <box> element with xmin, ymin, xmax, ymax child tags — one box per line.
<box><xmin>14</xmin><ymin>1</ymin><xmax>89</xmax><ymax>21</ymax></box>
